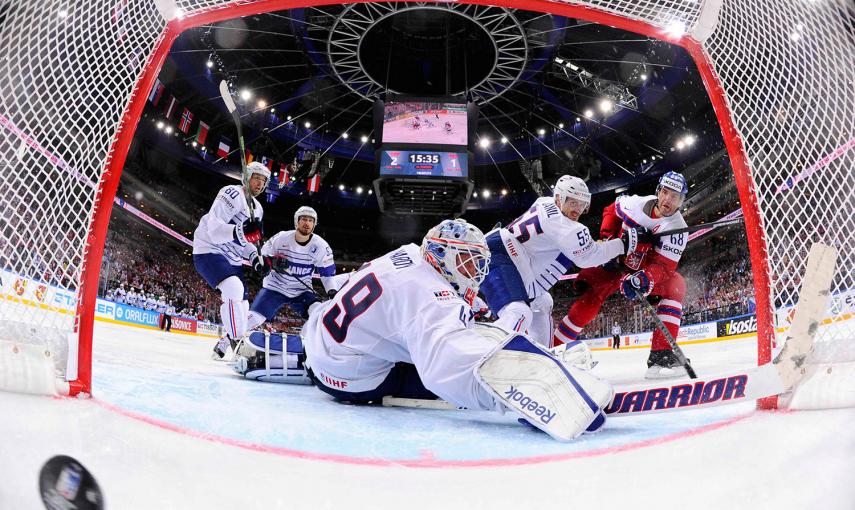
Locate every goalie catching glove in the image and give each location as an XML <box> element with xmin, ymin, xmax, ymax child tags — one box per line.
<box><xmin>620</xmin><ymin>270</ymin><xmax>653</xmax><ymax>300</ymax></box>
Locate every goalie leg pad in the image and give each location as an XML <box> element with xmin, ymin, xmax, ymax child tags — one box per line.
<box><xmin>233</xmin><ymin>332</ymin><xmax>310</xmax><ymax>384</ymax></box>
<box><xmin>475</xmin><ymin>333</ymin><xmax>613</xmax><ymax>441</ymax></box>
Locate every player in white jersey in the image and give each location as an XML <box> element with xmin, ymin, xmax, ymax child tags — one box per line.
<box><xmin>193</xmin><ymin>161</ymin><xmax>270</xmax><ymax>357</ymax></box>
<box><xmin>114</xmin><ymin>284</ymin><xmax>126</xmax><ymax>304</ymax></box>
<box><xmin>245</xmin><ymin>206</ymin><xmax>339</xmax><ymax>331</ymax></box>
<box><xmin>145</xmin><ymin>293</ymin><xmax>158</xmax><ymax>311</ymax></box>
<box><xmin>553</xmin><ymin>171</ymin><xmax>690</xmax><ymax>378</ymax></box>
<box><xmin>126</xmin><ymin>288</ymin><xmax>138</xmax><ymax>307</ymax></box>
<box><xmin>294</xmin><ymin>219</ymin><xmax>616</xmax><ymax>441</ymax></box>
<box><xmin>479</xmin><ymin>175</ymin><xmax>648</xmax><ymax>348</ymax></box>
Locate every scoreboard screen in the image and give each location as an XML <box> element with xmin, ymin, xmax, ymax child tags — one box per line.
<box><xmin>378</xmin><ymin>150</ymin><xmax>468</xmax><ymax>177</ymax></box>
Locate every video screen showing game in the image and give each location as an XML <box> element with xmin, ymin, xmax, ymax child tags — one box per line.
<box><xmin>382</xmin><ymin>100</ymin><xmax>468</xmax><ymax>146</ymax></box>
<box><xmin>378</xmin><ymin>150</ymin><xmax>468</xmax><ymax>178</ymax></box>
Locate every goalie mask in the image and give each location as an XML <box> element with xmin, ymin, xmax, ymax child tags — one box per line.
<box><xmin>293</xmin><ymin>206</ymin><xmax>318</xmax><ymax>230</ymax></box>
<box><xmin>554</xmin><ymin>175</ymin><xmax>591</xmax><ymax>213</ymax></box>
<box><xmin>244</xmin><ymin>161</ymin><xmax>271</xmax><ymax>197</ymax></box>
<box><xmin>421</xmin><ymin>219</ymin><xmax>490</xmax><ymax>305</ymax></box>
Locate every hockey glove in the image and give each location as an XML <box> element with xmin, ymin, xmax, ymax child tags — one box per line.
<box><xmin>620</xmin><ymin>270</ymin><xmax>653</xmax><ymax>300</ymax></box>
<box><xmin>250</xmin><ymin>252</ymin><xmax>271</xmax><ymax>277</ymax></box>
<box><xmin>234</xmin><ymin>219</ymin><xmax>263</xmax><ymax>246</ymax></box>
<box><xmin>620</xmin><ymin>226</ymin><xmax>655</xmax><ymax>255</ymax></box>
<box><xmin>267</xmin><ymin>255</ymin><xmax>289</xmax><ymax>274</ymax></box>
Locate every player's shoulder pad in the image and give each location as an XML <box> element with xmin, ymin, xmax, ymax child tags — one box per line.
<box><xmin>533</xmin><ymin>196</ymin><xmax>562</xmax><ymax>222</ymax></box>
<box><xmin>216</xmin><ymin>184</ymin><xmax>244</xmax><ymax>210</ymax></box>
<box><xmin>310</xmin><ymin>234</ymin><xmax>333</xmax><ymax>257</ymax></box>
<box><xmin>671</xmin><ymin>213</ymin><xmax>688</xmax><ymax>229</ymax></box>
<box><xmin>310</xmin><ymin>233</ymin><xmax>330</xmax><ymax>248</ymax></box>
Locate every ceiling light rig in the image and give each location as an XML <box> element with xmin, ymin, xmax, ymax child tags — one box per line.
<box><xmin>326</xmin><ymin>3</ymin><xmax>529</xmax><ymax>104</ymax></box>
<box><xmin>553</xmin><ymin>56</ymin><xmax>638</xmax><ymax>110</ymax></box>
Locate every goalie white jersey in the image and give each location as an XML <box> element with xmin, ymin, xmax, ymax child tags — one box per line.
<box><xmin>261</xmin><ymin>231</ymin><xmax>336</xmax><ymax>297</ymax></box>
<box><xmin>301</xmin><ymin>244</ymin><xmax>499</xmax><ymax>411</ymax></box>
<box><xmin>615</xmin><ymin>194</ymin><xmax>688</xmax><ymax>264</ymax></box>
<box><xmin>499</xmin><ymin>197</ymin><xmax>624</xmax><ymax>299</ymax></box>
<box><xmin>192</xmin><ymin>184</ymin><xmax>263</xmax><ymax>265</ymax></box>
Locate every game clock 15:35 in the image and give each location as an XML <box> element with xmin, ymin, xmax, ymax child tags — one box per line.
<box><xmin>408</xmin><ymin>153</ymin><xmax>440</xmax><ymax>164</ymax></box>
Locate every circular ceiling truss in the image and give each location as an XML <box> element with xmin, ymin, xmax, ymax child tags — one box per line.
<box><xmin>327</xmin><ymin>2</ymin><xmax>528</xmax><ymax>103</ymax></box>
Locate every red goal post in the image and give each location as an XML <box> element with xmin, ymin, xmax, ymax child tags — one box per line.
<box><xmin>0</xmin><ymin>0</ymin><xmax>851</xmax><ymax>401</ymax></box>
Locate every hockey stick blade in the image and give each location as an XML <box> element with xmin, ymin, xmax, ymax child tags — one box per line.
<box><xmin>383</xmin><ymin>362</ymin><xmax>799</xmax><ymax>418</ymax></box>
<box><xmin>772</xmin><ymin>242</ymin><xmax>836</xmax><ymax>389</ymax></box>
<box><xmin>219</xmin><ymin>80</ymin><xmax>238</xmax><ymax>114</ymax></box>
<box><xmin>638</xmin><ymin>296</ymin><xmax>697</xmax><ymax>378</ymax></box>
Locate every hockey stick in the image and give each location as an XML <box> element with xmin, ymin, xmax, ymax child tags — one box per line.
<box><xmin>219</xmin><ymin>80</ymin><xmax>262</xmax><ymax>255</ymax></box>
<box><xmin>652</xmin><ymin>216</ymin><xmax>744</xmax><ymax>238</ymax></box>
<box><xmin>277</xmin><ymin>267</ymin><xmax>325</xmax><ymax>301</ymax></box>
<box><xmin>637</xmin><ymin>295</ymin><xmax>698</xmax><ymax>378</ymax></box>
<box><xmin>384</xmin><ymin>243</ymin><xmax>836</xmax><ymax>418</ymax></box>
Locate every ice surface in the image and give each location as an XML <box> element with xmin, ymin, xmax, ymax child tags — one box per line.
<box><xmin>1</xmin><ymin>320</ymin><xmax>854</xmax><ymax>509</ymax></box>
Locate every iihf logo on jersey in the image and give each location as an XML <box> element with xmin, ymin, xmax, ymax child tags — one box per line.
<box><xmin>433</xmin><ymin>290</ymin><xmax>456</xmax><ymax>302</ymax></box>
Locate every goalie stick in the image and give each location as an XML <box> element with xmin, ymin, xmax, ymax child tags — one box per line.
<box><xmin>219</xmin><ymin>80</ymin><xmax>261</xmax><ymax>255</ymax></box>
<box><xmin>384</xmin><ymin>243</ymin><xmax>837</xmax><ymax>418</ymax></box>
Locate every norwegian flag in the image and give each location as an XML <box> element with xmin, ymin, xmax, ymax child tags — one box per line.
<box><xmin>260</xmin><ymin>156</ymin><xmax>273</xmax><ymax>170</ymax></box>
<box><xmin>148</xmin><ymin>79</ymin><xmax>165</xmax><ymax>106</ymax></box>
<box><xmin>307</xmin><ymin>173</ymin><xmax>320</xmax><ymax>193</ymax></box>
<box><xmin>178</xmin><ymin>108</ymin><xmax>193</xmax><ymax>133</ymax></box>
<box><xmin>163</xmin><ymin>95</ymin><xmax>178</xmax><ymax>119</ymax></box>
<box><xmin>217</xmin><ymin>138</ymin><xmax>230</xmax><ymax>159</ymax></box>
<box><xmin>195</xmin><ymin>121</ymin><xmax>209</xmax><ymax>145</ymax></box>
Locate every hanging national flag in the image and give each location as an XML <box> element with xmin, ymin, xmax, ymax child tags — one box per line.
<box><xmin>163</xmin><ymin>95</ymin><xmax>178</xmax><ymax>119</ymax></box>
<box><xmin>195</xmin><ymin>121</ymin><xmax>209</xmax><ymax>145</ymax></box>
<box><xmin>217</xmin><ymin>137</ymin><xmax>230</xmax><ymax>159</ymax></box>
<box><xmin>307</xmin><ymin>174</ymin><xmax>320</xmax><ymax>193</ymax></box>
<box><xmin>178</xmin><ymin>108</ymin><xmax>193</xmax><ymax>133</ymax></box>
<box><xmin>260</xmin><ymin>156</ymin><xmax>273</xmax><ymax>170</ymax></box>
<box><xmin>278</xmin><ymin>162</ymin><xmax>289</xmax><ymax>187</ymax></box>
<box><xmin>148</xmin><ymin>79</ymin><xmax>165</xmax><ymax>106</ymax></box>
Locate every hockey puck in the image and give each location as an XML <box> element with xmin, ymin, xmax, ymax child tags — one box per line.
<box><xmin>38</xmin><ymin>455</ymin><xmax>103</xmax><ymax>510</ymax></box>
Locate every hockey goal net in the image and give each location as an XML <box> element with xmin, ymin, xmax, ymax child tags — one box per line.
<box><xmin>0</xmin><ymin>0</ymin><xmax>852</xmax><ymax>399</ymax></box>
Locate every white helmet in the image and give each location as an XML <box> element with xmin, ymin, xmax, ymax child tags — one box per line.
<box><xmin>245</xmin><ymin>161</ymin><xmax>271</xmax><ymax>196</ymax></box>
<box><xmin>294</xmin><ymin>205</ymin><xmax>318</xmax><ymax>229</ymax></box>
<box><xmin>421</xmin><ymin>219</ymin><xmax>491</xmax><ymax>305</ymax></box>
<box><xmin>554</xmin><ymin>174</ymin><xmax>591</xmax><ymax>213</ymax></box>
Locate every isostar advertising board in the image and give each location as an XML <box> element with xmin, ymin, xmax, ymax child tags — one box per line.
<box><xmin>716</xmin><ymin>314</ymin><xmax>758</xmax><ymax>338</ymax></box>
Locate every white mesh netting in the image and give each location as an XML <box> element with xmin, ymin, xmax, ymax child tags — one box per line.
<box><xmin>0</xmin><ymin>0</ymin><xmax>852</xmax><ymax>393</ymax></box>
